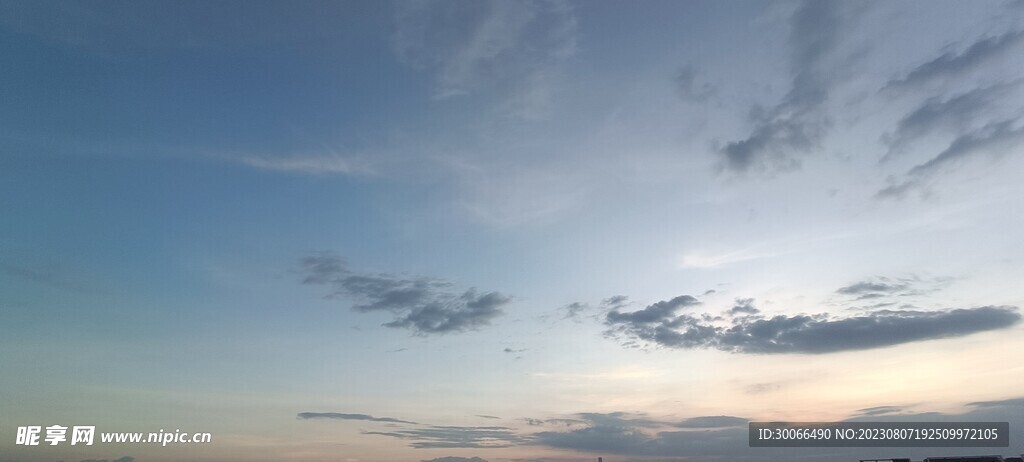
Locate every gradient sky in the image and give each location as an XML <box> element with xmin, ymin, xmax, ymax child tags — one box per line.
<box><xmin>2</xmin><ymin>1</ymin><xmax>1024</xmax><ymax>461</ymax></box>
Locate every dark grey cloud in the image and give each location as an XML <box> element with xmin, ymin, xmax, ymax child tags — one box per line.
<box><xmin>523</xmin><ymin>417</ymin><xmax>585</xmax><ymax>427</ymax></box>
<box><xmin>674</xmin><ymin>66</ymin><xmax>716</xmax><ymax>103</ymax></box>
<box><xmin>297</xmin><ymin>412</ymin><xmax>418</xmax><ymax>425</ymax></box>
<box><xmin>421</xmin><ymin>457</ymin><xmax>488</xmax><ymax>462</ymax></box>
<box><xmin>853</xmin><ymin>405</ymin><xmax>906</xmax><ymax>417</ymax></box>
<box><xmin>728</xmin><ymin>298</ymin><xmax>760</xmax><ymax>316</ymax></box>
<box><xmin>967</xmin><ymin>397</ymin><xmax>1024</xmax><ymax>409</ymax></box>
<box><xmin>835</xmin><ymin>278</ymin><xmax>917</xmax><ymax>301</ymax></box>
<box><xmin>881</xmin><ymin>81</ymin><xmax>1022</xmax><ymax>159</ymax></box>
<box><xmin>562</xmin><ymin>302</ymin><xmax>587</xmax><ymax>319</ymax></box>
<box><xmin>605</xmin><ymin>295</ymin><xmax>1020</xmax><ymax>354</ymax></box>
<box><xmin>606</xmin><ymin>295</ymin><xmax>699</xmax><ymax>324</ymax></box>
<box><xmin>364</xmin><ymin>425</ymin><xmax>527</xmax><ymax>449</ymax></box>
<box><xmin>300</xmin><ymin>253</ymin><xmax>511</xmax><ymax>334</ymax></box>
<box><xmin>879</xmin><ymin>119</ymin><xmax>1024</xmax><ymax>199</ymax></box>
<box><xmin>476</xmin><ymin>415</ymin><xmax>500</xmax><ymax>420</ymax></box>
<box><xmin>531</xmin><ymin>412</ymin><xmax>750</xmax><ymax>458</ymax></box>
<box><xmin>531</xmin><ymin>399</ymin><xmax>1024</xmax><ymax>460</ymax></box>
<box><xmin>602</xmin><ymin>295</ymin><xmax>630</xmax><ymax>310</ymax></box>
<box><xmin>836</xmin><ymin>276</ymin><xmax>952</xmax><ymax>302</ymax></box>
<box><xmin>886</xmin><ymin>30</ymin><xmax>1024</xmax><ymax>90</ymax></box>
<box><xmin>675</xmin><ymin>416</ymin><xmax>748</xmax><ymax>429</ymax></box>
<box><xmin>720</xmin><ymin>0</ymin><xmax>850</xmax><ymax>172</ymax></box>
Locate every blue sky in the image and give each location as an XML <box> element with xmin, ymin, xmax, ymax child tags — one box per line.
<box><xmin>2</xmin><ymin>1</ymin><xmax>1024</xmax><ymax>461</ymax></box>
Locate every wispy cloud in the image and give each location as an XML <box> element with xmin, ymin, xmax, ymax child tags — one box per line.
<box><xmin>364</xmin><ymin>425</ymin><xmax>527</xmax><ymax>449</ymax></box>
<box><xmin>679</xmin><ymin>248</ymin><xmax>777</xmax><ymax>269</ymax></box>
<box><xmin>297</xmin><ymin>412</ymin><xmax>418</xmax><ymax>425</ymax></box>
<box><xmin>719</xmin><ymin>0</ymin><xmax>852</xmax><ymax>172</ymax></box>
<box><xmin>885</xmin><ymin>30</ymin><xmax>1024</xmax><ymax>91</ymax></box>
<box><xmin>881</xmin><ymin>80</ymin><xmax>1023</xmax><ymax>160</ymax></box>
<box><xmin>0</xmin><ymin>264</ymin><xmax>92</xmax><ymax>294</ymax></box>
<box><xmin>421</xmin><ymin>457</ymin><xmax>488</xmax><ymax>462</ymax></box>
<box><xmin>674</xmin><ymin>65</ymin><xmax>716</xmax><ymax>103</ymax></box>
<box><xmin>878</xmin><ymin>118</ymin><xmax>1024</xmax><ymax>199</ymax></box>
<box><xmin>393</xmin><ymin>0</ymin><xmax>576</xmax><ymax>119</ymax></box>
<box><xmin>239</xmin><ymin>153</ymin><xmax>371</xmax><ymax>175</ymax></box>
<box><xmin>675</xmin><ymin>415</ymin><xmax>748</xmax><ymax>429</ymax></box>
<box><xmin>299</xmin><ymin>253</ymin><xmax>511</xmax><ymax>335</ymax></box>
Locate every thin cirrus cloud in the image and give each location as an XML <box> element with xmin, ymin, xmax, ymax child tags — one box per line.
<box><xmin>392</xmin><ymin>0</ymin><xmax>576</xmax><ymax>119</ymax></box>
<box><xmin>421</xmin><ymin>457</ymin><xmax>488</xmax><ymax>462</ymax></box>
<box><xmin>880</xmin><ymin>80</ymin><xmax>1023</xmax><ymax>160</ymax></box>
<box><xmin>363</xmin><ymin>425</ymin><xmax>528</xmax><ymax>449</ymax></box>
<box><xmin>878</xmin><ymin>119</ymin><xmax>1024</xmax><ymax>199</ymax></box>
<box><xmin>297</xmin><ymin>411</ymin><xmax>523</xmax><ymax>449</ymax></box>
<box><xmin>877</xmin><ymin>29</ymin><xmax>1024</xmax><ymax>198</ymax></box>
<box><xmin>603</xmin><ymin>294</ymin><xmax>1020</xmax><ymax>354</ymax></box>
<box><xmin>299</xmin><ymin>253</ymin><xmax>512</xmax><ymax>335</ymax></box>
<box><xmin>296</xmin><ymin>412</ymin><xmax>418</xmax><ymax>425</ymax></box>
<box><xmin>239</xmin><ymin>153</ymin><xmax>371</xmax><ymax>176</ymax></box>
<box><xmin>884</xmin><ymin>29</ymin><xmax>1024</xmax><ymax>91</ymax></box>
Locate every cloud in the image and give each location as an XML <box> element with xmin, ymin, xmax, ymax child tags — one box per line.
<box><xmin>299</xmin><ymin>253</ymin><xmax>511</xmax><ymax>334</ymax></box>
<box><xmin>680</xmin><ymin>247</ymin><xmax>776</xmax><ymax>269</ymax></box>
<box><xmin>531</xmin><ymin>398</ymin><xmax>1024</xmax><ymax>460</ymax></box>
<box><xmin>0</xmin><ymin>264</ymin><xmax>91</xmax><ymax>294</ymax></box>
<box><xmin>837</xmin><ymin>281</ymin><xmax>906</xmax><ymax>295</ymax></box>
<box><xmin>605</xmin><ymin>295</ymin><xmax>1020</xmax><ymax>354</ymax></box>
<box><xmin>675</xmin><ymin>416</ymin><xmax>748</xmax><ymax>428</ymax></box>
<box><xmin>531</xmin><ymin>412</ymin><xmax>748</xmax><ymax>458</ymax></box>
<box><xmin>719</xmin><ymin>0</ymin><xmax>849</xmax><ymax>172</ymax></box>
<box><xmin>835</xmin><ymin>277</ymin><xmax>917</xmax><ymax>299</ymax></box>
<box><xmin>728</xmin><ymin>298</ymin><xmax>760</xmax><ymax>316</ymax></box>
<box><xmin>562</xmin><ymin>302</ymin><xmax>587</xmax><ymax>319</ymax></box>
<box><xmin>364</xmin><ymin>425</ymin><xmax>527</xmax><ymax>449</ymax></box>
<box><xmin>393</xmin><ymin>0</ymin><xmax>576</xmax><ymax>118</ymax></box>
<box><xmin>421</xmin><ymin>457</ymin><xmax>488</xmax><ymax>462</ymax></box>
<box><xmin>297</xmin><ymin>412</ymin><xmax>418</xmax><ymax>425</ymax></box>
<box><xmin>606</xmin><ymin>295</ymin><xmax>700</xmax><ymax>324</ymax></box>
<box><xmin>852</xmin><ymin>405</ymin><xmax>906</xmax><ymax>417</ymax></box>
<box><xmin>601</xmin><ymin>295</ymin><xmax>630</xmax><ymax>310</ymax></box>
<box><xmin>674</xmin><ymin>66</ymin><xmax>716</xmax><ymax>103</ymax></box>
<box><xmin>885</xmin><ymin>30</ymin><xmax>1024</xmax><ymax>90</ymax></box>
<box><xmin>238</xmin><ymin>153</ymin><xmax>371</xmax><ymax>175</ymax></box>
<box><xmin>878</xmin><ymin>118</ymin><xmax>1024</xmax><ymax>198</ymax></box>
<box><xmin>881</xmin><ymin>81</ymin><xmax>1023</xmax><ymax>159</ymax></box>
<box><xmin>967</xmin><ymin>397</ymin><xmax>1024</xmax><ymax>408</ymax></box>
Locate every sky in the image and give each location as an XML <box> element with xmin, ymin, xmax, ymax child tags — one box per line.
<box><xmin>2</xmin><ymin>0</ymin><xmax>1024</xmax><ymax>461</ymax></box>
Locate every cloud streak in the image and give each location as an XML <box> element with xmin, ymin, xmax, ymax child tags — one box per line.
<box><xmin>878</xmin><ymin>119</ymin><xmax>1024</xmax><ymax>198</ymax></box>
<box><xmin>886</xmin><ymin>30</ymin><xmax>1024</xmax><ymax>90</ymax></box>
<box><xmin>393</xmin><ymin>0</ymin><xmax>576</xmax><ymax>118</ymax></box>
<box><xmin>881</xmin><ymin>81</ymin><xmax>1022</xmax><ymax>160</ymax></box>
<box><xmin>300</xmin><ymin>253</ymin><xmax>511</xmax><ymax>335</ymax></box>
<box><xmin>364</xmin><ymin>425</ymin><xmax>527</xmax><ymax>449</ymax></box>
<box><xmin>297</xmin><ymin>412</ymin><xmax>418</xmax><ymax>425</ymax></box>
